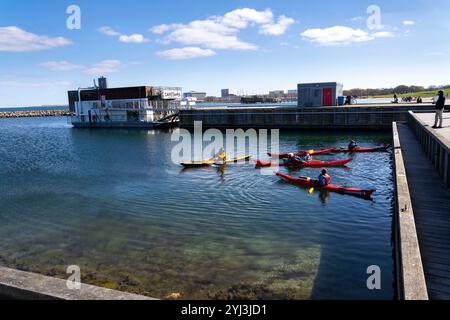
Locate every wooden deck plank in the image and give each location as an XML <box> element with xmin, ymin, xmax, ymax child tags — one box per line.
<box><xmin>397</xmin><ymin>123</ymin><xmax>450</xmax><ymax>300</ymax></box>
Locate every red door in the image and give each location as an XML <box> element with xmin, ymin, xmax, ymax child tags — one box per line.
<box><xmin>323</xmin><ymin>88</ymin><xmax>333</xmax><ymax>106</ymax></box>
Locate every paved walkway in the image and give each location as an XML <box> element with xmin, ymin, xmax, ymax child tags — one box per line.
<box><xmin>397</xmin><ymin>123</ymin><xmax>450</xmax><ymax>299</ymax></box>
<box><xmin>414</xmin><ymin>112</ymin><xmax>450</xmax><ymax>141</ymax></box>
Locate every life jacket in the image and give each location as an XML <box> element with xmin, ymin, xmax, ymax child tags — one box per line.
<box><xmin>319</xmin><ymin>174</ymin><xmax>331</xmax><ymax>186</ymax></box>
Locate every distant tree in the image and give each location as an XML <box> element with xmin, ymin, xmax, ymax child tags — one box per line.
<box><xmin>344</xmin><ymin>84</ymin><xmax>448</xmax><ymax>97</ymax></box>
<box><xmin>394</xmin><ymin>85</ymin><xmax>410</xmax><ymax>94</ymax></box>
<box><xmin>409</xmin><ymin>86</ymin><xmax>425</xmax><ymax>92</ymax></box>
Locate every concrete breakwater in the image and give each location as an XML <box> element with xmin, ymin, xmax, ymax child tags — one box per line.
<box><xmin>179</xmin><ymin>104</ymin><xmax>436</xmax><ymax>130</ymax></box>
<box><xmin>0</xmin><ymin>110</ymin><xmax>71</xmax><ymax>118</ymax></box>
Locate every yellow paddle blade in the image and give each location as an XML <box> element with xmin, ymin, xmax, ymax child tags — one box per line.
<box><xmin>309</xmin><ymin>150</ymin><xmax>315</xmax><ymax>155</ymax></box>
<box><xmin>309</xmin><ymin>187</ymin><xmax>315</xmax><ymax>194</ymax></box>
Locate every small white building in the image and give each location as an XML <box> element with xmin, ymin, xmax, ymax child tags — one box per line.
<box><xmin>297</xmin><ymin>82</ymin><xmax>344</xmax><ymax>107</ymax></box>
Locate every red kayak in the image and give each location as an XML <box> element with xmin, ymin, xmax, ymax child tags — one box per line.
<box><xmin>276</xmin><ymin>173</ymin><xmax>375</xmax><ymax>199</ymax></box>
<box><xmin>332</xmin><ymin>145</ymin><xmax>390</xmax><ymax>153</ymax></box>
<box><xmin>256</xmin><ymin>158</ymin><xmax>353</xmax><ymax>168</ymax></box>
<box><xmin>268</xmin><ymin>148</ymin><xmax>336</xmax><ymax>159</ymax></box>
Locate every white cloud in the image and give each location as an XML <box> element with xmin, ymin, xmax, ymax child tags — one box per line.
<box><xmin>157</xmin><ymin>47</ymin><xmax>216</xmax><ymax>60</ymax></box>
<box><xmin>38</xmin><ymin>59</ymin><xmax>123</xmax><ymax>75</ymax></box>
<box><xmin>119</xmin><ymin>34</ymin><xmax>148</xmax><ymax>43</ymax></box>
<box><xmin>301</xmin><ymin>26</ymin><xmax>373</xmax><ymax>45</ymax></box>
<box><xmin>164</xmin><ymin>19</ymin><xmax>258</xmax><ymax>50</ymax></box>
<box><xmin>259</xmin><ymin>15</ymin><xmax>295</xmax><ymax>36</ymax></box>
<box><xmin>99</xmin><ymin>26</ymin><xmax>148</xmax><ymax>44</ymax></box>
<box><xmin>221</xmin><ymin>8</ymin><xmax>273</xmax><ymax>29</ymax></box>
<box><xmin>150</xmin><ymin>24</ymin><xmax>176</xmax><ymax>34</ymax></box>
<box><xmin>403</xmin><ymin>21</ymin><xmax>415</xmax><ymax>26</ymax></box>
<box><xmin>301</xmin><ymin>25</ymin><xmax>396</xmax><ymax>45</ymax></box>
<box><xmin>98</xmin><ymin>26</ymin><xmax>121</xmax><ymax>37</ymax></box>
<box><xmin>372</xmin><ymin>31</ymin><xmax>395</xmax><ymax>38</ymax></box>
<box><xmin>351</xmin><ymin>16</ymin><xmax>364</xmax><ymax>22</ymax></box>
<box><xmin>85</xmin><ymin>60</ymin><xmax>122</xmax><ymax>75</ymax></box>
<box><xmin>150</xmin><ymin>8</ymin><xmax>294</xmax><ymax>52</ymax></box>
<box><xmin>39</xmin><ymin>61</ymin><xmax>84</xmax><ymax>71</ymax></box>
<box><xmin>0</xmin><ymin>26</ymin><xmax>72</xmax><ymax>52</ymax></box>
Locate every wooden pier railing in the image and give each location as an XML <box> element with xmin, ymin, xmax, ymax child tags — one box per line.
<box><xmin>392</xmin><ymin>122</ymin><xmax>429</xmax><ymax>300</ymax></box>
<box><xmin>408</xmin><ymin>111</ymin><xmax>450</xmax><ymax>188</ymax></box>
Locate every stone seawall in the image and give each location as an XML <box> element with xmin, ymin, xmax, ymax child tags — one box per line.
<box><xmin>179</xmin><ymin>104</ymin><xmax>436</xmax><ymax>131</ymax></box>
<box><xmin>0</xmin><ymin>110</ymin><xmax>71</xmax><ymax>119</ymax></box>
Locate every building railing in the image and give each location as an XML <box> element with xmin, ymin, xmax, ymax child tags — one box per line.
<box><xmin>408</xmin><ymin>111</ymin><xmax>450</xmax><ymax>188</ymax></box>
<box><xmin>71</xmin><ymin>115</ymin><xmax>134</xmax><ymax>124</ymax></box>
<box><xmin>76</xmin><ymin>99</ymin><xmax>191</xmax><ymax>112</ymax></box>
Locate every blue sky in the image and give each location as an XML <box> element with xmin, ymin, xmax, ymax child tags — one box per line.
<box><xmin>1</xmin><ymin>0</ymin><xmax>449</xmax><ymax>107</ymax></box>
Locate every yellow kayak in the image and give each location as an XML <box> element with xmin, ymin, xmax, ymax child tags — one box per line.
<box><xmin>181</xmin><ymin>155</ymin><xmax>251</xmax><ymax>168</ymax></box>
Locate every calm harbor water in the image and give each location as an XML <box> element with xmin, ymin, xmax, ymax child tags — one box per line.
<box><xmin>0</xmin><ymin>117</ymin><xmax>394</xmax><ymax>299</ymax></box>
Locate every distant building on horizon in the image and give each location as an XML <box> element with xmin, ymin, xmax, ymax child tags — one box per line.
<box><xmin>183</xmin><ymin>91</ymin><xmax>207</xmax><ymax>101</ymax></box>
<box><xmin>220</xmin><ymin>89</ymin><xmax>241</xmax><ymax>102</ymax></box>
<box><xmin>269</xmin><ymin>90</ymin><xmax>285</xmax><ymax>98</ymax></box>
<box><xmin>221</xmin><ymin>89</ymin><xmax>231</xmax><ymax>99</ymax></box>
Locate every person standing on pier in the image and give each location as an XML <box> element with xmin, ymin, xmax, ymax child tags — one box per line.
<box><xmin>432</xmin><ymin>90</ymin><xmax>446</xmax><ymax>129</ymax></box>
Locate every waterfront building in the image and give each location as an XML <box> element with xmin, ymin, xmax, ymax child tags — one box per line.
<box><xmin>68</xmin><ymin>78</ymin><xmax>183</xmax><ymax>127</ymax></box>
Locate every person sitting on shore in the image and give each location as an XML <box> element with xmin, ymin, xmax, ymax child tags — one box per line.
<box><xmin>432</xmin><ymin>90</ymin><xmax>446</xmax><ymax>129</ymax></box>
<box><xmin>348</xmin><ymin>140</ymin><xmax>358</xmax><ymax>150</ymax></box>
<box><xmin>417</xmin><ymin>96</ymin><xmax>423</xmax><ymax>104</ymax></box>
<box><xmin>393</xmin><ymin>94</ymin><xmax>399</xmax><ymax>104</ymax></box>
<box><xmin>318</xmin><ymin>169</ymin><xmax>331</xmax><ymax>187</ymax></box>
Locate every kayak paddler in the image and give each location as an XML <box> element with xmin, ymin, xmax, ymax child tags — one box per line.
<box><xmin>348</xmin><ymin>140</ymin><xmax>358</xmax><ymax>151</ymax></box>
<box><xmin>302</xmin><ymin>153</ymin><xmax>313</xmax><ymax>162</ymax></box>
<box><xmin>284</xmin><ymin>152</ymin><xmax>312</xmax><ymax>166</ymax></box>
<box><xmin>213</xmin><ymin>148</ymin><xmax>227</xmax><ymax>164</ymax></box>
<box><xmin>318</xmin><ymin>169</ymin><xmax>331</xmax><ymax>186</ymax></box>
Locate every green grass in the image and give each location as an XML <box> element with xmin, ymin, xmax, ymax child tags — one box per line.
<box><xmin>372</xmin><ymin>89</ymin><xmax>450</xmax><ymax>98</ymax></box>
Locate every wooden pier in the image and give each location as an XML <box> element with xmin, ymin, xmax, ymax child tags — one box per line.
<box><xmin>394</xmin><ymin>111</ymin><xmax>450</xmax><ymax>300</ymax></box>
